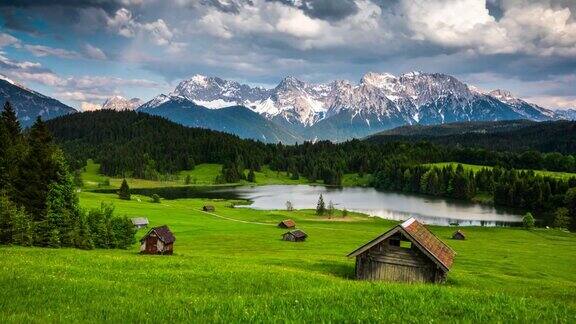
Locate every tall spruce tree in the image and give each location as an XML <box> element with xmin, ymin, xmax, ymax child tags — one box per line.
<box><xmin>316</xmin><ymin>194</ymin><xmax>326</xmax><ymax>216</ymax></box>
<box><xmin>15</xmin><ymin>117</ymin><xmax>57</xmax><ymax>220</ymax></box>
<box><xmin>1</xmin><ymin>101</ymin><xmax>21</xmax><ymax>140</ymax></box>
<box><xmin>118</xmin><ymin>179</ymin><xmax>131</xmax><ymax>200</ymax></box>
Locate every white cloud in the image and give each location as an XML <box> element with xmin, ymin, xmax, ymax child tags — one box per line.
<box><xmin>401</xmin><ymin>0</ymin><xmax>576</xmax><ymax>56</ymax></box>
<box><xmin>106</xmin><ymin>8</ymin><xmax>175</xmax><ymax>46</ymax></box>
<box><xmin>24</xmin><ymin>44</ymin><xmax>81</xmax><ymax>59</ymax></box>
<box><xmin>0</xmin><ymin>33</ymin><xmax>20</xmax><ymax>48</ymax></box>
<box><xmin>83</xmin><ymin>44</ymin><xmax>108</xmax><ymax>60</ymax></box>
<box><xmin>141</xmin><ymin>19</ymin><xmax>174</xmax><ymax>46</ymax></box>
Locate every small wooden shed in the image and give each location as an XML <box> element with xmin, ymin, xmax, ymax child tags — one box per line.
<box><xmin>348</xmin><ymin>218</ymin><xmax>455</xmax><ymax>283</ymax></box>
<box><xmin>202</xmin><ymin>205</ymin><xmax>215</xmax><ymax>212</ymax></box>
<box><xmin>278</xmin><ymin>219</ymin><xmax>296</xmax><ymax>229</ymax></box>
<box><xmin>282</xmin><ymin>229</ymin><xmax>307</xmax><ymax>242</ymax></box>
<box><xmin>140</xmin><ymin>225</ymin><xmax>175</xmax><ymax>255</ymax></box>
<box><xmin>131</xmin><ymin>217</ymin><xmax>149</xmax><ymax>229</ymax></box>
<box><xmin>452</xmin><ymin>230</ymin><xmax>466</xmax><ymax>240</ymax></box>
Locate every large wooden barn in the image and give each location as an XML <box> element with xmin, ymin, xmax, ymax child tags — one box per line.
<box><xmin>348</xmin><ymin>218</ymin><xmax>455</xmax><ymax>283</ymax></box>
<box><xmin>140</xmin><ymin>225</ymin><xmax>175</xmax><ymax>255</ymax></box>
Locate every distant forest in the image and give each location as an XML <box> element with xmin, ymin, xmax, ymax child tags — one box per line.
<box><xmin>46</xmin><ymin>110</ymin><xmax>576</xmax><ymax>230</ymax></box>
<box><xmin>368</xmin><ymin>120</ymin><xmax>576</xmax><ymax>154</ymax></box>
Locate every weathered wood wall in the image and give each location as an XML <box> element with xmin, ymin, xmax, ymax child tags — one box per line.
<box><xmin>355</xmin><ymin>237</ymin><xmax>444</xmax><ymax>283</ymax></box>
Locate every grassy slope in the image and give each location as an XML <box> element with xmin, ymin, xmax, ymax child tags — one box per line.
<box><xmin>0</xmin><ymin>192</ymin><xmax>574</xmax><ymax>322</ymax></box>
<box><xmin>81</xmin><ymin>160</ymin><xmax>371</xmax><ymax>189</ymax></box>
<box><xmin>426</xmin><ymin>162</ymin><xmax>576</xmax><ymax>180</ymax></box>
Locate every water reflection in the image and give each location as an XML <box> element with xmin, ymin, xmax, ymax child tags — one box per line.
<box><xmin>94</xmin><ymin>184</ymin><xmax>522</xmax><ymax>226</ymax></box>
<box><xmin>214</xmin><ymin>185</ymin><xmax>522</xmax><ymax>226</ymax></box>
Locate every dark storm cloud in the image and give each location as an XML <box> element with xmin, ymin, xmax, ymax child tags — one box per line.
<box><xmin>0</xmin><ymin>0</ymin><xmax>126</xmax><ymax>12</ymax></box>
<box><xmin>486</xmin><ymin>0</ymin><xmax>504</xmax><ymax>20</ymax></box>
<box><xmin>269</xmin><ymin>0</ymin><xmax>359</xmax><ymax>21</ymax></box>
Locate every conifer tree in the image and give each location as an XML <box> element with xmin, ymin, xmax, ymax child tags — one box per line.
<box><xmin>1</xmin><ymin>101</ymin><xmax>21</xmax><ymax>140</ymax></box>
<box><xmin>118</xmin><ymin>179</ymin><xmax>131</xmax><ymax>200</ymax></box>
<box><xmin>247</xmin><ymin>168</ymin><xmax>256</xmax><ymax>182</ymax></box>
<box><xmin>316</xmin><ymin>194</ymin><xmax>326</xmax><ymax>216</ymax></box>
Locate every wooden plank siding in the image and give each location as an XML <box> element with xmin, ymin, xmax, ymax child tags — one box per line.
<box><xmin>355</xmin><ymin>237</ymin><xmax>443</xmax><ymax>283</ymax></box>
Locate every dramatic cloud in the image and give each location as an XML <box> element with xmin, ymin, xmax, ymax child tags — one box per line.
<box><xmin>0</xmin><ymin>0</ymin><xmax>574</xmax><ymax>108</ymax></box>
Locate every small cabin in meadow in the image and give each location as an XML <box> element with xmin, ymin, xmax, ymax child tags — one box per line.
<box><xmin>278</xmin><ymin>219</ymin><xmax>296</xmax><ymax>229</ymax></box>
<box><xmin>202</xmin><ymin>205</ymin><xmax>215</xmax><ymax>212</ymax></box>
<box><xmin>131</xmin><ymin>217</ymin><xmax>149</xmax><ymax>229</ymax></box>
<box><xmin>140</xmin><ymin>225</ymin><xmax>175</xmax><ymax>255</ymax></box>
<box><xmin>348</xmin><ymin>218</ymin><xmax>455</xmax><ymax>283</ymax></box>
<box><xmin>282</xmin><ymin>229</ymin><xmax>307</xmax><ymax>242</ymax></box>
<box><xmin>452</xmin><ymin>230</ymin><xmax>466</xmax><ymax>240</ymax></box>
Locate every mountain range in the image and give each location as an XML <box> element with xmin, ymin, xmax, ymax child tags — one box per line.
<box><xmin>0</xmin><ymin>74</ymin><xmax>76</xmax><ymax>126</ymax></box>
<box><xmin>138</xmin><ymin>72</ymin><xmax>559</xmax><ymax>142</ymax></box>
<box><xmin>1</xmin><ymin>71</ymin><xmax>573</xmax><ymax>142</ymax></box>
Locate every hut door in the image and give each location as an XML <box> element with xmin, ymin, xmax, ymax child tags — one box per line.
<box><xmin>146</xmin><ymin>236</ymin><xmax>158</xmax><ymax>253</ymax></box>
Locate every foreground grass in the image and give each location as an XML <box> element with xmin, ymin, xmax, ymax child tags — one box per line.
<box><xmin>81</xmin><ymin>160</ymin><xmax>371</xmax><ymax>189</ymax></box>
<box><xmin>0</xmin><ymin>192</ymin><xmax>574</xmax><ymax>322</ymax></box>
<box><xmin>426</xmin><ymin>162</ymin><xmax>576</xmax><ymax>180</ymax></box>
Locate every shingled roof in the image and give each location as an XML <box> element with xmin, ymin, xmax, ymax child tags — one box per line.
<box><xmin>140</xmin><ymin>225</ymin><xmax>176</xmax><ymax>244</ymax></box>
<box><xmin>348</xmin><ymin>218</ymin><xmax>455</xmax><ymax>271</ymax></box>
<box><xmin>285</xmin><ymin>229</ymin><xmax>307</xmax><ymax>239</ymax></box>
<box><xmin>278</xmin><ymin>219</ymin><xmax>296</xmax><ymax>228</ymax></box>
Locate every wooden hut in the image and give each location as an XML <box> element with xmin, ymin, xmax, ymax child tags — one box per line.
<box><xmin>131</xmin><ymin>217</ymin><xmax>149</xmax><ymax>229</ymax></box>
<box><xmin>202</xmin><ymin>205</ymin><xmax>215</xmax><ymax>212</ymax></box>
<box><xmin>140</xmin><ymin>225</ymin><xmax>175</xmax><ymax>255</ymax></box>
<box><xmin>282</xmin><ymin>229</ymin><xmax>307</xmax><ymax>242</ymax></box>
<box><xmin>278</xmin><ymin>219</ymin><xmax>296</xmax><ymax>229</ymax></box>
<box><xmin>348</xmin><ymin>218</ymin><xmax>455</xmax><ymax>283</ymax></box>
<box><xmin>452</xmin><ymin>230</ymin><xmax>466</xmax><ymax>240</ymax></box>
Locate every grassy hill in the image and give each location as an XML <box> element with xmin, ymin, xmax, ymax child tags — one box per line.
<box><xmin>426</xmin><ymin>162</ymin><xmax>576</xmax><ymax>180</ymax></box>
<box><xmin>80</xmin><ymin>159</ymin><xmax>372</xmax><ymax>189</ymax></box>
<box><xmin>0</xmin><ymin>191</ymin><xmax>574</xmax><ymax>322</ymax></box>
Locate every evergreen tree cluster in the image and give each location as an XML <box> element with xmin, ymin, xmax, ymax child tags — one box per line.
<box><xmin>373</xmin><ymin>163</ymin><xmax>576</xmax><ymax>230</ymax></box>
<box><xmin>0</xmin><ymin>102</ymin><xmax>135</xmax><ymax>249</ymax></box>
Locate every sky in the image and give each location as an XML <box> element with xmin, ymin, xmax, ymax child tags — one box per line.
<box><xmin>0</xmin><ymin>0</ymin><xmax>575</xmax><ymax>111</ymax></box>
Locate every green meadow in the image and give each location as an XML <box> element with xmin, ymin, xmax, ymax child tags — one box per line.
<box><xmin>81</xmin><ymin>159</ymin><xmax>372</xmax><ymax>189</ymax></box>
<box><xmin>426</xmin><ymin>162</ymin><xmax>576</xmax><ymax>180</ymax></box>
<box><xmin>0</xmin><ymin>190</ymin><xmax>575</xmax><ymax>322</ymax></box>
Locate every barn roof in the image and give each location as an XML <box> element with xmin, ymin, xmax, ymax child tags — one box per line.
<box><xmin>279</xmin><ymin>219</ymin><xmax>296</xmax><ymax>227</ymax></box>
<box><xmin>347</xmin><ymin>218</ymin><xmax>455</xmax><ymax>272</ymax></box>
<box><xmin>140</xmin><ymin>225</ymin><xmax>175</xmax><ymax>244</ymax></box>
<box><xmin>131</xmin><ymin>217</ymin><xmax>149</xmax><ymax>225</ymax></box>
<box><xmin>285</xmin><ymin>229</ymin><xmax>307</xmax><ymax>238</ymax></box>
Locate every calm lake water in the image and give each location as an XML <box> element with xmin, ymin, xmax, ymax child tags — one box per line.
<box><xmin>96</xmin><ymin>184</ymin><xmax>522</xmax><ymax>226</ymax></box>
<box><xmin>212</xmin><ymin>185</ymin><xmax>522</xmax><ymax>226</ymax></box>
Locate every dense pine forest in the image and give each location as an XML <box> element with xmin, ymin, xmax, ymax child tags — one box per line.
<box><xmin>44</xmin><ymin>110</ymin><xmax>576</xmax><ymax>230</ymax></box>
<box><xmin>368</xmin><ymin>120</ymin><xmax>576</xmax><ymax>154</ymax></box>
<box><xmin>0</xmin><ymin>103</ymin><xmax>135</xmax><ymax>249</ymax></box>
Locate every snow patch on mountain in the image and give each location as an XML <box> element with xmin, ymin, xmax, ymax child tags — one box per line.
<box><xmin>138</xmin><ymin>72</ymin><xmax>557</xmax><ymax>129</ymax></box>
<box><xmin>102</xmin><ymin>96</ymin><xmax>142</xmax><ymax>111</ymax></box>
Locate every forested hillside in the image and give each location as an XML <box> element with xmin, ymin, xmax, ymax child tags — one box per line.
<box><xmin>369</xmin><ymin>120</ymin><xmax>576</xmax><ymax>154</ymax></box>
<box><xmin>45</xmin><ymin>110</ymin><xmax>576</xmax><ymax>229</ymax></box>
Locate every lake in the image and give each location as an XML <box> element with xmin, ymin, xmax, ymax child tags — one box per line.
<box><xmin>109</xmin><ymin>184</ymin><xmax>522</xmax><ymax>226</ymax></box>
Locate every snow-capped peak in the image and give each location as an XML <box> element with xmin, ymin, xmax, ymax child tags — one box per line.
<box><xmin>101</xmin><ymin>96</ymin><xmax>142</xmax><ymax>111</ymax></box>
<box><xmin>361</xmin><ymin>72</ymin><xmax>397</xmax><ymax>89</ymax></box>
<box><xmin>489</xmin><ymin>89</ymin><xmax>515</xmax><ymax>102</ymax></box>
<box><xmin>190</xmin><ymin>74</ymin><xmax>210</xmax><ymax>87</ymax></box>
<box><xmin>137</xmin><ymin>71</ymin><xmax>556</xmax><ymax>128</ymax></box>
<box><xmin>0</xmin><ymin>73</ymin><xmax>16</xmax><ymax>85</ymax></box>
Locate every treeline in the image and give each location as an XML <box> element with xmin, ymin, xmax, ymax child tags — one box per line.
<box><xmin>0</xmin><ymin>102</ymin><xmax>135</xmax><ymax>249</ymax></box>
<box><xmin>368</xmin><ymin>120</ymin><xmax>576</xmax><ymax>154</ymax></box>
<box><xmin>373</xmin><ymin>163</ymin><xmax>576</xmax><ymax>230</ymax></box>
<box><xmin>46</xmin><ymin>111</ymin><xmax>576</xmax><ymax>185</ymax></box>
